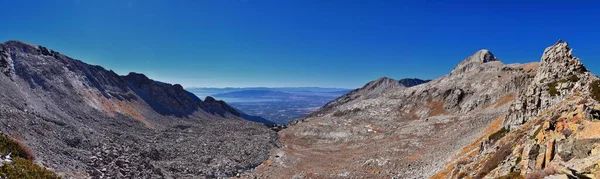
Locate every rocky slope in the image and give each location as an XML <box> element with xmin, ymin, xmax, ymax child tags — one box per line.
<box><xmin>245</xmin><ymin>47</ymin><xmax>539</xmax><ymax>178</ymax></box>
<box><xmin>296</xmin><ymin>77</ymin><xmax>430</xmax><ymax>122</ymax></box>
<box><xmin>435</xmin><ymin>41</ymin><xmax>600</xmax><ymax>178</ymax></box>
<box><xmin>0</xmin><ymin>40</ymin><xmax>279</xmax><ymax>178</ymax></box>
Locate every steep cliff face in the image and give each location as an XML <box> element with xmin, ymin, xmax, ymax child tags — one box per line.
<box><xmin>505</xmin><ymin>41</ymin><xmax>595</xmax><ymax>129</ymax></box>
<box><xmin>0</xmin><ymin>40</ymin><xmax>279</xmax><ymax>178</ymax></box>
<box><xmin>246</xmin><ymin>49</ymin><xmax>537</xmax><ymax>179</ymax></box>
<box><xmin>435</xmin><ymin>41</ymin><xmax>600</xmax><ymax>179</ymax></box>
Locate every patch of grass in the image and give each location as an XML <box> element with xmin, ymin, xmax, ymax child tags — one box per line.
<box><xmin>0</xmin><ymin>135</ymin><xmax>35</xmax><ymax>160</ymax></box>
<box><xmin>497</xmin><ymin>172</ymin><xmax>524</xmax><ymax>179</ymax></box>
<box><xmin>515</xmin><ymin>156</ymin><xmax>522</xmax><ymax>165</ymax></box>
<box><xmin>0</xmin><ymin>158</ymin><xmax>59</xmax><ymax>179</ymax></box>
<box><xmin>0</xmin><ymin>135</ymin><xmax>59</xmax><ymax>179</ymax></box>
<box><xmin>489</xmin><ymin>127</ymin><xmax>509</xmax><ymax>143</ymax></box>
<box><xmin>591</xmin><ymin>80</ymin><xmax>600</xmax><ymax>101</ymax></box>
<box><xmin>547</xmin><ymin>81</ymin><xmax>559</xmax><ymax>97</ymax></box>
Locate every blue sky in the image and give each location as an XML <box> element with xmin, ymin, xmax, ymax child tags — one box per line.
<box><xmin>1</xmin><ymin>0</ymin><xmax>600</xmax><ymax>88</ymax></box>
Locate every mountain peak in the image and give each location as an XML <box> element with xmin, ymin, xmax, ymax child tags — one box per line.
<box><xmin>451</xmin><ymin>49</ymin><xmax>500</xmax><ymax>74</ymax></box>
<box><xmin>534</xmin><ymin>40</ymin><xmax>587</xmax><ymax>83</ymax></box>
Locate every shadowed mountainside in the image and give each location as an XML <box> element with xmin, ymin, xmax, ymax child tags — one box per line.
<box><xmin>0</xmin><ymin>40</ymin><xmax>279</xmax><ymax>178</ymax></box>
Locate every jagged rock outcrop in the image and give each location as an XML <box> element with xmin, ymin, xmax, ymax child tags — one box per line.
<box><xmin>246</xmin><ymin>49</ymin><xmax>537</xmax><ymax>178</ymax></box>
<box><xmin>0</xmin><ymin>40</ymin><xmax>279</xmax><ymax>178</ymax></box>
<box><xmin>504</xmin><ymin>40</ymin><xmax>595</xmax><ymax>129</ymax></box>
<box><xmin>435</xmin><ymin>41</ymin><xmax>600</xmax><ymax>179</ymax></box>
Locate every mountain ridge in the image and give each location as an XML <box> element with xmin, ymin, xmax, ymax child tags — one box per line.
<box><xmin>246</xmin><ymin>47</ymin><xmax>540</xmax><ymax>178</ymax></box>
<box><xmin>0</xmin><ymin>40</ymin><xmax>279</xmax><ymax>178</ymax></box>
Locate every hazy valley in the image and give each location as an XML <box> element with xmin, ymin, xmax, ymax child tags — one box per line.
<box><xmin>187</xmin><ymin>87</ymin><xmax>351</xmax><ymax>124</ymax></box>
<box><xmin>2</xmin><ymin>1</ymin><xmax>600</xmax><ymax>179</ymax></box>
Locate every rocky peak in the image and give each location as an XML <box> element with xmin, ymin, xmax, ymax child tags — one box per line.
<box><xmin>452</xmin><ymin>49</ymin><xmax>500</xmax><ymax>75</ymax></box>
<box><xmin>504</xmin><ymin>40</ymin><xmax>595</xmax><ymax>129</ymax></box>
<box><xmin>534</xmin><ymin>40</ymin><xmax>587</xmax><ymax>83</ymax></box>
<box><xmin>124</xmin><ymin>72</ymin><xmax>151</xmax><ymax>85</ymax></box>
<box><xmin>369</xmin><ymin>77</ymin><xmax>401</xmax><ymax>89</ymax></box>
<box><xmin>204</xmin><ymin>96</ymin><xmax>216</xmax><ymax>102</ymax></box>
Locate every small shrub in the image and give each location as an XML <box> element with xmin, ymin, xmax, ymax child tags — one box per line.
<box><xmin>515</xmin><ymin>156</ymin><xmax>522</xmax><ymax>165</ymax></box>
<box><xmin>0</xmin><ymin>135</ymin><xmax>58</xmax><ymax>178</ymax></box>
<box><xmin>0</xmin><ymin>158</ymin><xmax>59</xmax><ymax>179</ymax></box>
<box><xmin>0</xmin><ymin>135</ymin><xmax>35</xmax><ymax>160</ymax></box>
<box><xmin>489</xmin><ymin>127</ymin><xmax>509</xmax><ymax>143</ymax></box>
<box><xmin>547</xmin><ymin>81</ymin><xmax>559</xmax><ymax>97</ymax></box>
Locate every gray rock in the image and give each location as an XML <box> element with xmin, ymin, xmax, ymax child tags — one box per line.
<box><xmin>0</xmin><ymin>40</ymin><xmax>280</xmax><ymax>178</ymax></box>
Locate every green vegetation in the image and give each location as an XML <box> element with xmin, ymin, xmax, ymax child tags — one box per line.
<box><xmin>515</xmin><ymin>156</ymin><xmax>522</xmax><ymax>165</ymax></box>
<box><xmin>0</xmin><ymin>135</ymin><xmax>59</xmax><ymax>179</ymax></box>
<box><xmin>0</xmin><ymin>158</ymin><xmax>59</xmax><ymax>179</ymax></box>
<box><xmin>489</xmin><ymin>127</ymin><xmax>509</xmax><ymax>143</ymax></box>
<box><xmin>547</xmin><ymin>81</ymin><xmax>559</xmax><ymax>97</ymax></box>
<box><xmin>0</xmin><ymin>135</ymin><xmax>34</xmax><ymax>160</ymax></box>
<box><xmin>591</xmin><ymin>80</ymin><xmax>600</xmax><ymax>101</ymax></box>
<box><xmin>546</xmin><ymin>76</ymin><xmax>579</xmax><ymax>97</ymax></box>
<box><xmin>496</xmin><ymin>172</ymin><xmax>524</xmax><ymax>179</ymax></box>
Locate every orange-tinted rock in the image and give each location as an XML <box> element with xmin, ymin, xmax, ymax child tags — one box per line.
<box><xmin>545</xmin><ymin>140</ymin><xmax>555</xmax><ymax>168</ymax></box>
<box><xmin>536</xmin><ymin>145</ymin><xmax>547</xmax><ymax>169</ymax></box>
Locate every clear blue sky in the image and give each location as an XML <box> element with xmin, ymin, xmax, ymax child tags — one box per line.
<box><xmin>1</xmin><ymin>0</ymin><xmax>599</xmax><ymax>88</ymax></box>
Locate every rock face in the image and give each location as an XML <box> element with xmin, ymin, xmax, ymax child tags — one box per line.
<box><xmin>451</xmin><ymin>49</ymin><xmax>499</xmax><ymax>75</ymax></box>
<box><xmin>434</xmin><ymin>41</ymin><xmax>600</xmax><ymax>179</ymax></box>
<box><xmin>246</xmin><ymin>49</ymin><xmax>537</xmax><ymax>178</ymax></box>
<box><xmin>0</xmin><ymin>40</ymin><xmax>279</xmax><ymax>178</ymax></box>
<box><xmin>504</xmin><ymin>41</ymin><xmax>594</xmax><ymax>129</ymax></box>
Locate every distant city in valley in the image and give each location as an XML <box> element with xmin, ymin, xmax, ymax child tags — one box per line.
<box><xmin>188</xmin><ymin>87</ymin><xmax>351</xmax><ymax>124</ymax></box>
